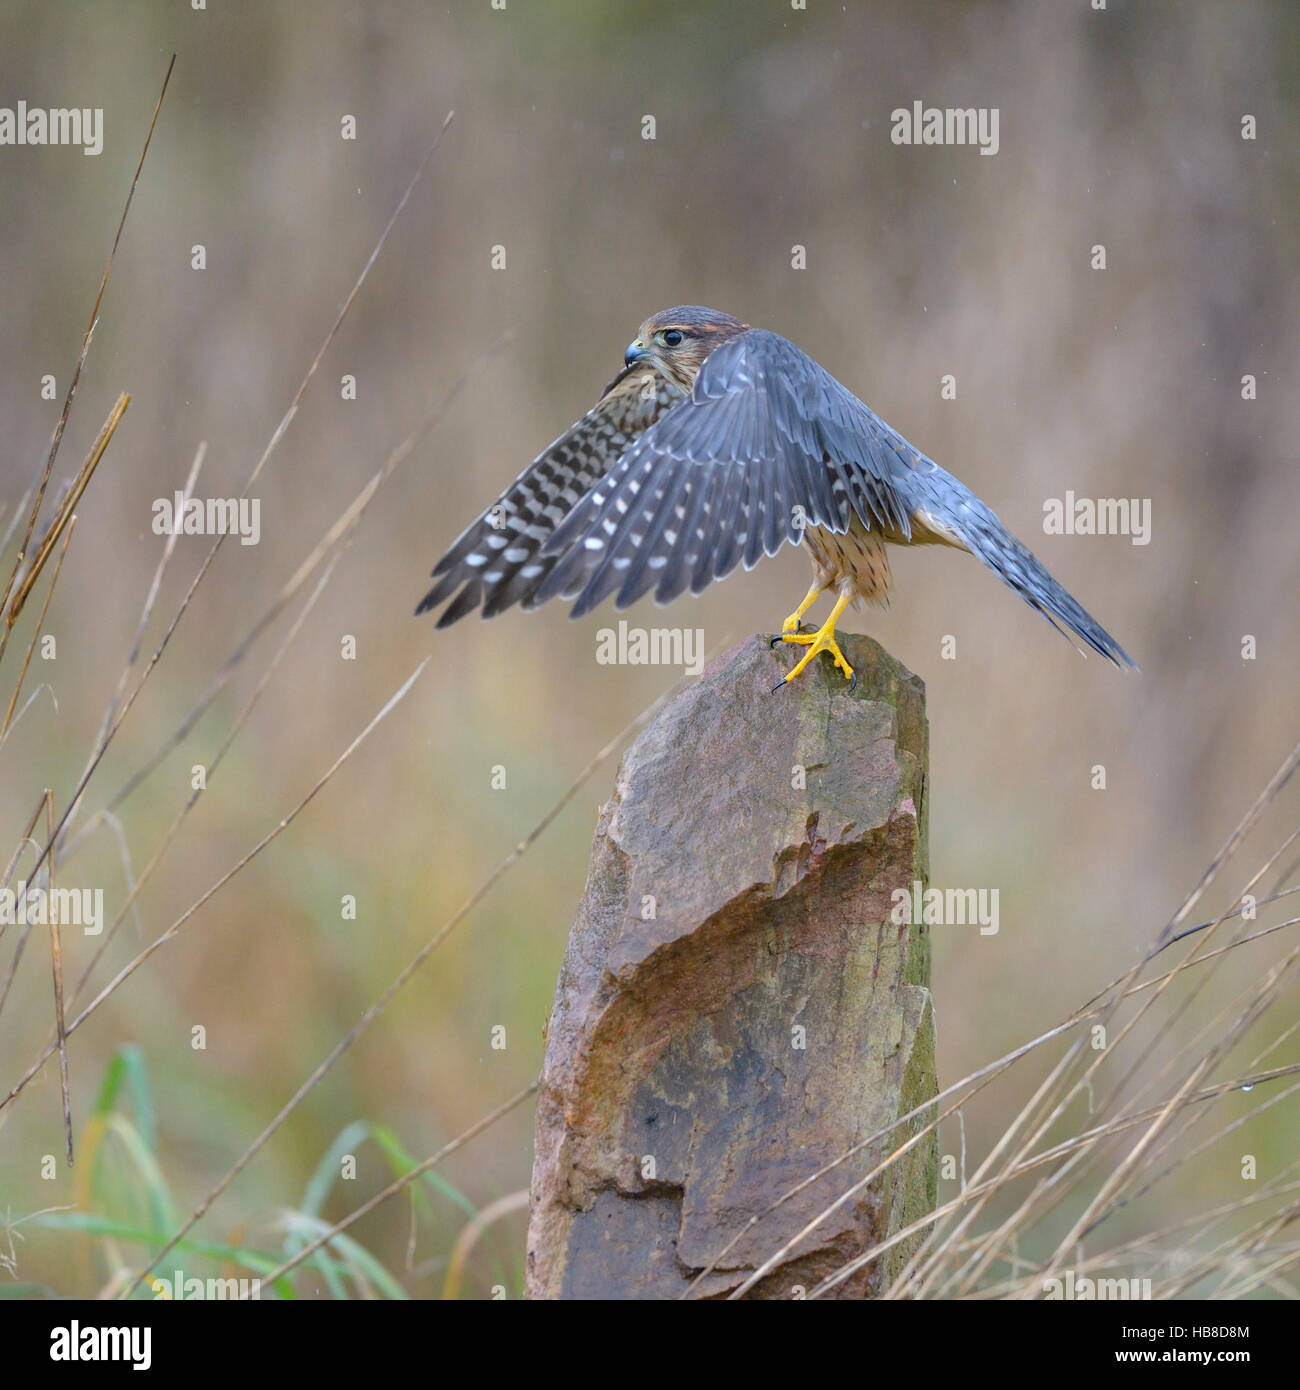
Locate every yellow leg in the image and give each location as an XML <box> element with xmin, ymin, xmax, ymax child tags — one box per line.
<box><xmin>779</xmin><ymin>581</ymin><xmax>824</xmax><ymax>636</ymax></box>
<box><xmin>772</xmin><ymin>590</ymin><xmax>856</xmax><ymax>692</ymax></box>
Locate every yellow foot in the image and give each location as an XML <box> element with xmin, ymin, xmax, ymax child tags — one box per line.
<box><xmin>771</xmin><ymin>617</ymin><xmax>856</xmax><ymax>693</ymax></box>
<box><xmin>767</xmin><ymin>620</ymin><xmax>814</xmax><ymax>646</ymax></box>
<box><xmin>766</xmin><ymin>582</ymin><xmax>825</xmax><ymax>647</ymax></box>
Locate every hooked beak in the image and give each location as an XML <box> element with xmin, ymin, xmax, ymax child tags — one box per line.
<box><xmin>624</xmin><ymin>339</ymin><xmax>651</xmax><ymax>367</ymax></box>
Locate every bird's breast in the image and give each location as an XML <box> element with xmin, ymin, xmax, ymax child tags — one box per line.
<box><xmin>802</xmin><ymin>518</ymin><xmax>895</xmax><ymax>606</ymax></box>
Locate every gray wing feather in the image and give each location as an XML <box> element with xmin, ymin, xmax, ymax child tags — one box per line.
<box><xmin>416</xmin><ymin>365</ymin><xmax>686</xmax><ymax>627</ymax></box>
<box><xmin>421</xmin><ymin>324</ymin><xmax>1134</xmax><ymax>668</ymax></box>
<box><xmin>536</xmin><ymin>330</ymin><xmax>924</xmax><ymax>617</ymax></box>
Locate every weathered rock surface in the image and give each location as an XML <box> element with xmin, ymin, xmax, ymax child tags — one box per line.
<box><xmin>525</xmin><ymin>632</ymin><xmax>937</xmax><ymax>1299</ymax></box>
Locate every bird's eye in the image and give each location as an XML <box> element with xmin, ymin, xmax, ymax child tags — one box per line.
<box><xmin>661</xmin><ymin>329</ymin><xmax>684</xmax><ymax>347</ymax></box>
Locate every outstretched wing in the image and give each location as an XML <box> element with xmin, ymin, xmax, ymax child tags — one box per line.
<box><xmin>416</xmin><ymin>364</ymin><xmax>687</xmax><ymax>627</ymax></box>
<box><xmin>534</xmin><ymin>329</ymin><xmax>928</xmax><ymax>617</ymax></box>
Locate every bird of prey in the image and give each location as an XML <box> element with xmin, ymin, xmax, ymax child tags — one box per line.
<box><xmin>418</xmin><ymin>306</ymin><xmax>1134</xmax><ymax>688</ymax></box>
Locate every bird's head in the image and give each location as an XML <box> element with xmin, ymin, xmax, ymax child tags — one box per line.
<box><xmin>624</xmin><ymin>306</ymin><xmax>748</xmax><ymax>391</ymax></box>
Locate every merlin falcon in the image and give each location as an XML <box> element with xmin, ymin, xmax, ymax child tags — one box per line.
<box><xmin>418</xmin><ymin>306</ymin><xmax>1134</xmax><ymax>688</ymax></box>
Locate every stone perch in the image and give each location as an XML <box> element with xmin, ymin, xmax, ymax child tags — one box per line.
<box><xmin>525</xmin><ymin>633</ymin><xmax>938</xmax><ymax>1299</ymax></box>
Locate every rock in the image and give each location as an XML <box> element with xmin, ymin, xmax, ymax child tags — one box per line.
<box><xmin>525</xmin><ymin>632</ymin><xmax>937</xmax><ymax>1299</ymax></box>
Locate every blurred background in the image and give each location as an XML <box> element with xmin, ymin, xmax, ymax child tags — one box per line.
<box><xmin>0</xmin><ymin>1</ymin><xmax>1296</xmax><ymax>1298</ymax></box>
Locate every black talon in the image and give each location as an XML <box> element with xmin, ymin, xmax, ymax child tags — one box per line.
<box><xmin>847</xmin><ymin>670</ymin><xmax>858</xmax><ymax>694</ymax></box>
<box><xmin>770</xmin><ymin>679</ymin><xmax>788</xmax><ymax>694</ymax></box>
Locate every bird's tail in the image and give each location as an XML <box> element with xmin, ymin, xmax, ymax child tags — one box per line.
<box><xmin>912</xmin><ymin>480</ymin><xmax>1137</xmax><ymax>669</ymax></box>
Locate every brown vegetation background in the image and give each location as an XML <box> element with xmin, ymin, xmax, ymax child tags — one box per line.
<box><xmin>0</xmin><ymin>1</ymin><xmax>1296</xmax><ymax>1297</ymax></box>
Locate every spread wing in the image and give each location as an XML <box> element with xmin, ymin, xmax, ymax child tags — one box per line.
<box><xmin>416</xmin><ymin>364</ymin><xmax>687</xmax><ymax>627</ymax></box>
<box><xmin>533</xmin><ymin>329</ymin><xmax>928</xmax><ymax>617</ymax></box>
